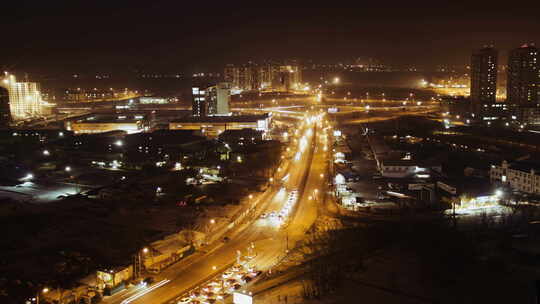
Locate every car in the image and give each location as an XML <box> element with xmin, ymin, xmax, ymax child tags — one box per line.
<box><xmin>203</xmin><ymin>292</ymin><xmax>215</xmax><ymax>299</ymax></box>
<box><xmin>222</xmin><ymin>236</ymin><xmax>230</xmax><ymax>243</ymax></box>
<box><xmin>143</xmin><ymin>277</ymin><xmax>154</xmax><ymax>285</ymax></box>
<box><xmin>260</xmin><ymin>213</ymin><xmax>268</xmax><ymax>219</ymax></box>
<box><xmin>222</xmin><ymin>271</ymin><xmax>234</xmax><ymax>278</ymax></box>
<box><xmin>178</xmin><ymin>297</ymin><xmax>192</xmax><ymax>303</ymax></box>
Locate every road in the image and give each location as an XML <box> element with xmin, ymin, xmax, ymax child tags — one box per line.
<box><xmin>103</xmin><ymin>113</ymin><xmax>329</xmax><ymax>304</ymax></box>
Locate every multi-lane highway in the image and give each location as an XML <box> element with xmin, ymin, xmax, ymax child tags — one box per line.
<box><xmin>103</xmin><ymin>113</ymin><xmax>329</xmax><ymax>304</ymax></box>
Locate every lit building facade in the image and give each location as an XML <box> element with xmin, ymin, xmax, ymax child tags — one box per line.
<box><xmin>66</xmin><ymin>113</ymin><xmax>149</xmax><ymax>134</ymax></box>
<box><xmin>224</xmin><ymin>63</ymin><xmax>302</xmax><ymax>92</ymax></box>
<box><xmin>490</xmin><ymin>160</ymin><xmax>540</xmax><ymax>194</ymax></box>
<box><xmin>272</xmin><ymin>65</ymin><xmax>302</xmax><ymax>91</ymax></box>
<box><xmin>470</xmin><ymin>46</ymin><xmax>498</xmax><ymax>115</ymax></box>
<box><xmin>0</xmin><ymin>87</ymin><xmax>10</xmax><ymax>127</ymax></box>
<box><xmin>507</xmin><ymin>44</ymin><xmax>539</xmax><ymax>105</ymax></box>
<box><xmin>192</xmin><ymin>85</ymin><xmax>207</xmax><ymax>117</ymax></box>
<box><xmin>206</xmin><ymin>82</ymin><xmax>231</xmax><ymax>116</ymax></box>
<box><xmin>169</xmin><ymin>114</ymin><xmax>271</xmax><ymax>138</ymax></box>
<box><xmin>1</xmin><ymin>73</ymin><xmax>45</xmax><ymax>120</ymax></box>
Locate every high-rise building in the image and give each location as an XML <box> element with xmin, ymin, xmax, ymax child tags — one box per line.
<box><xmin>0</xmin><ymin>87</ymin><xmax>10</xmax><ymax>127</ymax></box>
<box><xmin>1</xmin><ymin>72</ymin><xmax>44</xmax><ymax>120</ymax></box>
<box><xmin>206</xmin><ymin>82</ymin><xmax>231</xmax><ymax>116</ymax></box>
<box><xmin>224</xmin><ymin>63</ymin><xmax>302</xmax><ymax>92</ymax></box>
<box><xmin>470</xmin><ymin>46</ymin><xmax>498</xmax><ymax>115</ymax></box>
<box><xmin>507</xmin><ymin>43</ymin><xmax>539</xmax><ymax>105</ymax></box>
<box><xmin>272</xmin><ymin>65</ymin><xmax>302</xmax><ymax>91</ymax></box>
<box><xmin>191</xmin><ymin>85</ymin><xmax>207</xmax><ymax>117</ymax></box>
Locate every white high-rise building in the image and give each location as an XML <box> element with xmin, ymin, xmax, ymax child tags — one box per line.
<box><xmin>206</xmin><ymin>82</ymin><xmax>231</xmax><ymax>116</ymax></box>
<box><xmin>1</xmin><ymin>72</ymin><xmax>45</xmax><ymax>120</ymax></box>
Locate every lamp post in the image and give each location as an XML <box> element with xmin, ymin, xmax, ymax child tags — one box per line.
<box><xmin>36</xmin><ymin>287</ymin><xmax>49</xmax><ymax>304</ymax></box>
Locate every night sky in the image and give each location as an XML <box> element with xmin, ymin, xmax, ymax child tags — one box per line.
<box><xmin>2</xmin><ymin>2</ymin><xmax>540</xmax><ymax>73</ymax></box>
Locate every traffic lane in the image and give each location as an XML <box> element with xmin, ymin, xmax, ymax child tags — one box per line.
<box><xmin>287</xmin><ymin>143</ymin><xmax>324</xmax><ymax>241</ymax></box>
<box><xmin>109</xmin><ymin>167</ymin><xmax>291</xmax><ymax>304</ymax></box>
<box><xmin>108</xmin><ymin>195</ymin><xmax>278</xmax><ymax>304</ymax></box>
<box><xmin>118</xmin><ymin>124</ymin><xmax>317</xmax><ymax>304</ymax></box>
<box><xmin>130</xmin><ymin>158</ymin><xmax>313</xmax><ymax>303</ymax></box>
<box><xmin>248</xmin><ymin>132</ymin><xmax>326</xmax><ymax>273</ymax></box>
<box><xmin>130</xmin><ymin>224</ymin><xmax>265</xmax><ymax>304</ymax></box>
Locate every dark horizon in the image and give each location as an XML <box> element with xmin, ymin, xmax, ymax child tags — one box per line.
<box><xmin>2</xmin><ymin>2</ymin><xmax>540</xmax><ymax>74</ymax></box>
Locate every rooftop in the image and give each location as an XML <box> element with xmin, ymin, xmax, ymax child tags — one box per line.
<box><xmin>74</xmin><ymin>113</ymin><xmax>148</xmax><ymax>124</ymax></box>
<box><xmin>171</xmin><ymin>113</ymin><xmax>269</xmax><ymax>124</ymax></box>
<box><xmin>381</xmin><ymin>160</ymin><xmax>417</xmax><ymax>167</ymax></box>
<box><xmin>509</xmin><ymin>161</ymin><xmax>540</xmax><ymax>173</ymax></box>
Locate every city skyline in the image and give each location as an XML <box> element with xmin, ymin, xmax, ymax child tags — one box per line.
<box><xmin>2</xmin><ymin>3</ymin><xmax>540</xmax><ymax>73</ymax></box>
<box><xmin>3</xmin><ymin>3</ymin><xmax>540</xmax><ymax>304</ymax></box>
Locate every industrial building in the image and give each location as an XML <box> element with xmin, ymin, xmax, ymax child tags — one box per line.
<box><xmin>169</xmin><ymin>114</ymin><xmax>271</xmax><ymax>138</ymax></box>
<box><xmin>65</xmin><ymin>113</ymin><xmax>150</xmax><ymax>134</ymax></box>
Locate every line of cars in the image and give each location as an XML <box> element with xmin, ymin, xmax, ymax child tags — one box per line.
<box><xmin>260</xmin><ymin>189</ymin><xmax>298</xmax><ymax>226</ymax></box>
<box><xmin>176</xmin><ymin>264</ymin><xmax>262</xmax><ymax>304</ymax></box>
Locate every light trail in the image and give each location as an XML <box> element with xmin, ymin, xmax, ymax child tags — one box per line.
<box><xmin>120</xmin><ymin>279</ymin><xmax>171</xmax><ymax>304</ymax></box>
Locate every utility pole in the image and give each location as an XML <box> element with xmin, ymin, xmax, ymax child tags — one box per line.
<box><xmin>285</xmin><ymin>231</ymin><xmax>289</xmax><ymax>252</ymax></box>
<box><xmin>133</xmin><ymin>251</ymin><xmax>142</xmax><ymax>279</ymax></box>
<box><xmin>452</xmin><ymin>199</ymin><xmax>457</xmax><ymax>229</ymax></box>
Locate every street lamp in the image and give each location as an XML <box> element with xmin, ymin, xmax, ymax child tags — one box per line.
<box><xmin>43</xmin><ymin>150</ymin><xmax>50</xmax><ymax>156</ymax></box>
<box><xmin>210</xmin><ymin>219</ymin><xmax>216</xmax><ymax>225</ymax></box>
<box><xmin>35</xmin><ymin>287</ymin><xmax>49</xmax><ymax>304</ymax></box>
<box><xmin>65</xmin><ymin>166</ymin><xmax>71</xmax><ymax>172</ymax></box>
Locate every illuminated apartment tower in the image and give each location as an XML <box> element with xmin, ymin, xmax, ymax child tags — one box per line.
<box><xmin>224</xmin><ymin>63</ymin><xmax>302</xmax><ymax>92</ymax></box>
<box><xmin>1</xmin><ymin>73</ymin><xmax>43</xmax><ymax>120</ymax></box>
<box><xmin>191</xmin><ymin>85</ymin><xmax>207</xmax><ymax>116</ymax></box>
<box><xmin>507</xmin><ymin>44</ymin><xmax>539</xmax><ymax>105</ymax></box>
<box><xmin>206</xmin><ymin>82</ymin><xmax>231</xmax><ymax>116</ymax></box>
<box><xmin>470</xmin><ymin>46</ymin><xmax>498</xmax><ymax>115</ymax></box>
